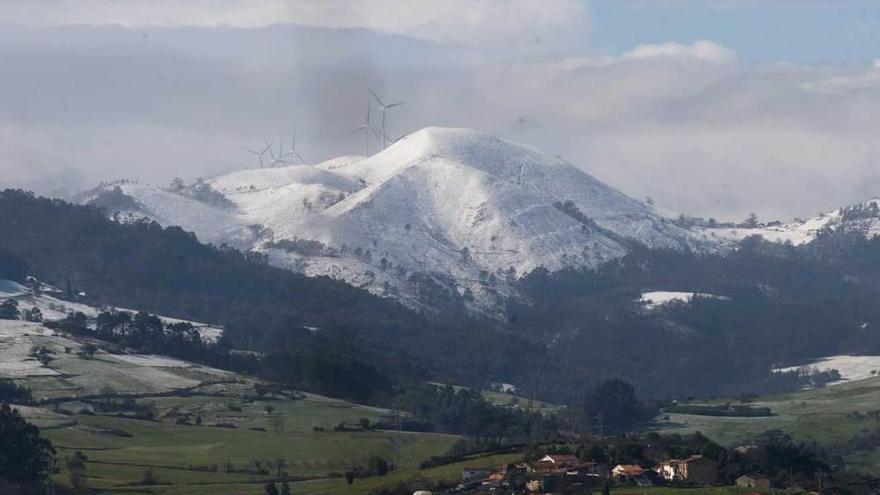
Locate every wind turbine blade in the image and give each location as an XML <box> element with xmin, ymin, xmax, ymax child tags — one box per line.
<box><xmin>293</xmin><ymin>151</ymin><xmax>306</xmax><ymax>164</ymax></box>
<box><xmin>386</xmin><ymin>102</ymin><xmax>405</xmax><ymax>108</ymax></box>
<box><xmin>265</xmin><ymin>140</ymin><xmax>276</xmax><ymax>160</ymax></box>
<box><xmin>367</xmin><ymin>87</ymin><xmax>384</xmax><ymax>107</ymax></box>
<box><xmin>241</xmin><ymin>146</ymin><xmax>259</xmax><ymax>155</ymax></box>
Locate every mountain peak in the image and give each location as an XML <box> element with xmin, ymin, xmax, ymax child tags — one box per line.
<box><xmin>81</xmin><ymin>128</ymin><xmax>702</xmax><ymax>314</ymax></box>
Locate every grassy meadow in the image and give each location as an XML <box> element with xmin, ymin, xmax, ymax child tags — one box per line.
<box><xmin>655</xmin><ymin>376</ymin><xmax>880</xmax><ymax>473</ymax></box>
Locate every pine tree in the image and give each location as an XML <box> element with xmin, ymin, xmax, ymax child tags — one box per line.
<box><xmin>0</xmin><ymin>299</ymin><xmax>19</xmax><ymax>320</ymax></box>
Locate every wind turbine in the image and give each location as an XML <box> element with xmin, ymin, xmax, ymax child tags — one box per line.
<box><xmin>281</xmin><ymin>128</ymin><xmax>306</xmax><ymax>164</ymax></box>
<box><xmin>368</xmin><ymin>87</ymin><xmax>404</xmax><ymax>150</ymax></box>
<box><xmin>264</xmin><ymin>139</ymin><xmax>291</xmax><ymax>167</ymax></box>
<box><xmin>351</xmin><ymin>101</ymin><xmax>381</xmax><ymax>157</ymax></box>
<box><xmin>241</xmin><ymin>142</ymin><xmax>271</xmax><ymax>168</ymax></box>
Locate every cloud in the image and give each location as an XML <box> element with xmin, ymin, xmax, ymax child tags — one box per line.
<box><xmin>0</xmin><ymin>0</ymin><xmax>590</xmax><ymax>55</ymax></box>
<box><xmin>623</xmin><ymin>40</ymin><xmax>736</xmax><ymax>64</ymax></box>
<box><xmin>799</xmin><ymin>62</ymin><xmax>880</xmax><ymax>94</ymax></box>
<box><xmin>0</xmin><ymin>21</ymin><xmax>878</xmax><ymax>222</ymax></box>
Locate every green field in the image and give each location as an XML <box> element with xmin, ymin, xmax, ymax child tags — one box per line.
<box><xmin>40</xmin><ymin>393</ymin><xmax>474</xmax><ymax>494</ymax></box>
<box><xmin>429</xmin><ymin>381</ymin><xmax>562</xmax><ymax>415</ymax></box>
<box><xmin>607</xmin><ymin>487</ymin><xmax>768</xmax><ymax>495</ymax></box>
<box><xmin>0</xmin><ymin>322</ymin><xmax>521</xmax><ymax>495</ymax></box>
<box><xmin>654</xmin><ymin>376</ymin><xmax>880</xmax><ymax>473</ymax></box>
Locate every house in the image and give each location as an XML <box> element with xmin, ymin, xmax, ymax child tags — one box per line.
<box><xmin>612</xmin><ymin>464</ymin><xmax>647</xmax><ymax>480</ymax></box>
<box><xmin>538</xmin><ymin>453</ymin><xmax>581</xmax><ymax>468</ymax></box>
<box><xmin>612</xmin><ymin>464</ymin><xmax>658</xmax><ymax>486</ymax></box>
<box><xmin>462</xmin><ymin>466</ymin><xmax>493</xmax><ymax>482</ymax></box>
<box><xmin>533</xmin><ymin>454</ymin><xmax>585</xmax><ymax>475</ymax></box>
<box><xmin>737</xmin><ymin>474</ymin><xmax>771</xmax><ymax>489</ymax></box>
<box><xmin>655</xmin><ymin>455</ymin><xmax>717</xmax><ymax>485</ymax></box>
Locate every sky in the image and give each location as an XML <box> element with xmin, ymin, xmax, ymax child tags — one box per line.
<box><xmin>0</xmin><ymin>0</ymin><xmax>879</xmax><ymax>221</ymax></box>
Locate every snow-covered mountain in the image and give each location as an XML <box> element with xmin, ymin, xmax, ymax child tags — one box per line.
<box><xmin>698</xmin><ymin>198</ymin><xmax>880</xmax><ymax>247</ymax></box>
<box><xmin>80</xmin><ymin>127</ymin><xmax>704</xmax><ymax>312</ymax></box>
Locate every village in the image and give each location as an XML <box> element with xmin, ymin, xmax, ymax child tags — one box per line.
<box><xmin>444</xmin><ymin>448</ymin><xmax>808</xmax><ymax>495</ymax></box>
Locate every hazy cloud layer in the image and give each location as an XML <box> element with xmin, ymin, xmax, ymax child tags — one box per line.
<box><xmin>0</xmin><ymin>4</ymin><xmax>878</xmax><ymax>221</ymax></box>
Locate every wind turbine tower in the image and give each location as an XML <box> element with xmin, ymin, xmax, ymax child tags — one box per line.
<box><xmin>351</xmin><ymin>101</ymin><xmax>380</xmax><ymax>157</ymax></box>
<box><xmin>368</xmin><ymin>87</ymin><xmax>405</xmax><ymax>150</ymax></box>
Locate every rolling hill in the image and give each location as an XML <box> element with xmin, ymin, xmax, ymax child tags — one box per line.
<box><xmin>79</xmin><ymin>127</ymin><xmax>704</xmax><ymax>312</ymax></box>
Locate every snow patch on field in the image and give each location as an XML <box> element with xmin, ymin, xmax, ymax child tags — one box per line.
<box><xmin>638</xmin><ymin>291</ymin><xmax>729</xmax><ymax>310</ymax></box>
<box><xmin>0</xmin><ymin>280</ymin><xmax>223</xmax><ymax>342</ymax></box>
<box><xmin>774</xmin><ymin>355</ymin><xmax>880</xmax><ymax>385</ymax></box>
<box><xmin>0</xmin><ymin>280</ymin><xmax>27</xmax><ymax>297</ymax></box>
<box><xmin>0</xmin><ymin>320</ymin><xmax>233</xmax><ymax>399</ymax></box>
<box><xmin>105</xmin><ymin>354</ymin><xmax>194</xmax><ymax>368</ymax></box>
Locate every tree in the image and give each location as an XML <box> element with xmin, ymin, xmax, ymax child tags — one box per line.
<box><xmin>168</xmin><ymin>177</ymin><xmax>185</xmax><ymax>193</ymax></box>
<box><xmin>0</xmin><ymin>379</ymin><xmax>33</xmax><ymax>404</ymax></box>
<box><xmin>0</xmin><ymin>403</ymin><xmax>54</xmax><ymax>483</ymax></box>
<box><xmin>68</xmin><ymin>468</ymin><xmax>87</xmax><ymax>492</ymax></box>
<box><xmin>281</xmin><ymin>480</ymin><xmax>292</xmax><ymax>495</ymax></box>
<box><xmin>585</xmin><ymin>379</ymin><xmax>645</xmax><ymax>431</ymax></box>
<box><xmin>368</xmin><ymin>456</ymin><xmax>390</xmax><ymax>476</ymax></box>
<box><xmin>23</xmin><ymin>307</ymin><xmax>42</xmax><ymax>323</ymax></box>
<box><xmin>77</xmin><ymin>344</ymin><xmax>98</xmax><ymax>360</ymax></box>
<box><xmin>140</xmin><ymin>468</ymin><xmax>157</xmax><ymax>485</ymax></box>
<box><xmin>264</xmin><ymin>481</ymin><xmax>279</xmax><ymax>495</ymax></box>
<box><xmin>345</xmin><ymin>470</ymin><xmax>356</xmax><ymax>484</ymax></box>
<box><xmin>744</xmin><ymin>212</ymin><xmax>760</xmax><ymax>228</ymax></box>
<box><xmin>0</xmin><ymin>299</ymin><xmax>20</xmax><ymax>320</ymax></box>
<box><xmin>270</xmin><ymin>414</ymin><xmax>284</xmax><ymax>434</ymax></box>
<box><xmin>271</xmin><ymin>458</ymin><xmax>287</xmax><ymax>477</ymax></box>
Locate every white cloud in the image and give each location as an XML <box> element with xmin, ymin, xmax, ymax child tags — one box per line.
<box><xmin>0</xmin><ymin>0</ymin><xmax>590</xmax><ymax>55</ymax></box>
<box><xmin>623</xmin><ymin>40</ymin><xmax>736</xmax><ymax>64</ymax></box>
<box><xmin>0</xmin><ymin>22</ymin><xmax>878</xmax><ymax>222</ymax></box>
<box><xmin>799</xmin><ymin>61</ymin><xmax>880</xmax><ymax>94</ymax></box>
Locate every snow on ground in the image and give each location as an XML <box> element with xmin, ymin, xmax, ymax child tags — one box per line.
<box><xmin>0</xmin><ymin>320</ymin><xmax>233</xmax><ymax>399</ymax></box>
<box><xmin>12</xmin><ymin>292</ymin><xmax>101</xmax><ymax>320</ymax></box>
<box><xmin>0</xmin><ymin>280</ymin><xmax>27</xmax><ymax>297</ymax></box>
<box><xmin>774</xmin><ymin>355</ymin><xmax>880</xmax><ymax>385</ymax></box>
<box><xmin>698</xmin><ymin>198</ymin><xmax>880</xmax><ymax>248</ymax></box>
<box><xmin>104</xmin><ymin>354</ymin><xmax>195</xmax><ymax>368</ymax></box>
<box><xmin>0</xmin><ymin>280</ymin><xmax>224</xmax><ymax>342</ymax></box>
<box><xmin>9</xmin><ymin>405</ymin><xmax>74</xmax><ymax>429</ymax></box>
<box><xmin>0</xmin><ymin>321</ymin><xmax>61</xmax><ymax>378</ymax></box>
<box><xmin>638</xmin><ymin>291</ymin><xmax>729</xmax><ymax>310</ymax></box>
<box><xmin>82</xmin><ymin>127</ymin><xmax>704</xmax><ymax>314</ymax></box>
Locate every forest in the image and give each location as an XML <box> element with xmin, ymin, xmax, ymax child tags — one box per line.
<box><xmin>5</xmin><ymin>189</ymin><xmax>880</xmax><ymax>407</ymax></box>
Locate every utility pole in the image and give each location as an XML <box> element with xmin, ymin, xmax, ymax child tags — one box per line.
<box><xmin>391</xmin><ymin>398</ymin><xmax>402</xmax><ymax>469</ymax></box>
<box><xmin>43</xmin><ymin>455</ymin><xmax>55</xmax><ymax>495</ymax></box>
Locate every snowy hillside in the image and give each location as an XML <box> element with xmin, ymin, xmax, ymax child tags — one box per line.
<box><xmin>81</xmin><ymin>127</ymin><xmax>704</xmax><ymax>312</ymax></box>
<box><xmin>698</xmin><ymin>199</ymin><xmax>880</xmax><ymax>247</ymax></box>
<box><xmin>0</xmin><ymin>279</ymin><xmax>223</xmax><ymax>342</ymax></box>
<box><xmin>638</xmin><ymin>291</ymin><xmax>730</xmax><ymax>311</ymax></box>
